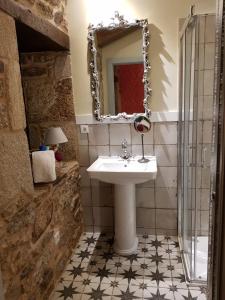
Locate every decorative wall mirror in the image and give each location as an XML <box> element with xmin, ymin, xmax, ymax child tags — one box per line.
<box><xmin>88</xmin><ymin>12</ymin><xmax>152</xmax><ymax>121</ymax></box>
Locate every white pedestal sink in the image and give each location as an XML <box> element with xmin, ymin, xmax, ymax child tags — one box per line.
<box><xmin>87</xmin><ymin>156</ymin><xmax>157</xmax><ymax>255</ymax></box>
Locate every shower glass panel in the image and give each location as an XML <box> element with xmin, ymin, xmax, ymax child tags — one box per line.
<box><xmin>178</xmin><ymin>14</ymin><xmax>215</xmax><ymax>283</ymax></box>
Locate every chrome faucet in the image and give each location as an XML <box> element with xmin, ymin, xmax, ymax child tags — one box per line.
<box><xmin>120</xmin><ymin>139</ymin><xmax>131</xmax><ymax>160</ymax></box>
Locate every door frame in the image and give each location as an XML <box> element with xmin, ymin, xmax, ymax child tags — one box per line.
<box><xmin>209</xmin><ymin>0</ymin><xmax>225</xmax><ymax>299</ymax></box>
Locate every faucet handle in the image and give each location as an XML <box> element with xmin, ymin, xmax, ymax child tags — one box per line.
<box><xmin>121</xmin><ymin>139</ymin><xmax>127</xmax><ymax>149</ymax></box>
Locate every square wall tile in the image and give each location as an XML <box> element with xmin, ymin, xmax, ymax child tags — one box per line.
<box><xmin>155</xmin><ymin>145</ymin><xmax>177</xmax><ymax>166</ymax></box>
<box><xmin>89</xmin><ymin>145</ymin><xmax>110</xmax><ymax>164</ymax></box>
<box><xmin>155</xmin><ymin>188</ymin><xmax>177</xmax><ymax>209</ymax></box>
<box><xmin>203</xmin><ymin>70</ymin><xmax>214</xmax><ymax>96</ymax></box>
<box><xmin>80</xmin><ymin>167</ymin><xmax>91</xmax><ymax>187</ymax></box>
<box><xmin>201</xmin><ymin>188</ymin><xmax>210</xmax><ymax>210</ymax></box>
<box><xmin>156</xmin><ymin>228</ymin><xmax>177</xmax><ymax>236</ymax></box>
<box><xmin>201</xmin><ymin>167</ymin><xmax>211</xmax><ymax>188</ymax></box>
<box><xmin>78</xmin><ymin>145</ymin><xmax>89</xmax><ymax>166</ymax></box>
<box><xmin>91</xmin><ymin>178</ymin><xmax>111</xmax><ymax>188</ymax></box>
<box><xmin>196</xmin><ymin>167</ymin><xmax>202</xmax><ymax>189</ymax></box>
<box><xmin>137</xmin><ymin>228</ymin><xmax>156</xmax><ymax>235</ymax></box>
<box><xmin>131</xmin><ymin>125</ymin><xmax>153</xmax><ymax>144</ymax></box>
<box><xmin>154</xmin><ymin>122</ymin><xmax>177</xmax><ymax>144</ymax></box>
<box><xmin>92</xmin><ymin>185</ymin><xmax>113</xmax><ymax>207</ymax></box>
<box><xmin>84</xmin><ymin>225</ymin><xmax>94</xmax><ymax>232</ymax></box>
<box><xmin>137</xmin><ymin>208</ymin><xmax>155</xmax><ymax>228</ymax></box>
<box><xmin>137</xmin><ymin>179</ymin><xmax>154</xmax><ymax>188</ymax></box>
<box><xmin>136</xmin><ymin>187</ymin><xmax>155</xmax><ymax>208</ymax></box>
<box><xmin>203</xmin><ymin>96</ymin><xmax>213</xmax><ymax>120</ymax></box>
<box><xmin>110</xmin><ymin>145</ymin><xmax>131</xmax><ymax>156</ymax></box>
<box><xmin>89</xmin><ymin>125</ymin><xmax>109</xmax><ymax>145</ymax></box>
<box><xmin>109</xmin><ymin>124</ymin><xmax>131</xmax><ymax>145</ymax></box>
<box><xmin>81</xmin><ymin>187</ymin><xmax>92</xmax><ymax>207</ymax></box>
<box><xmin>83</xmin><ymin>207</ymin><xmax>93</xmax><ymax>226</ymax></box>
<box><xmin>204</xmin><ymin>43</ymin><xmax>215</xmax><ymax>70</ymax></box>
<box><xmin>93</xmin><ymin>207</ymin><xmax>114</xmax><ymax>227</ymax></box>
<box><xmin>201</xmin><ymin>210</ymin><xmax>209</xmax><ymax>232</ymax></box>
<box><xmin>203</xmin><ymin>120</ymin><xmax>212</xmax><ymax>143</ymax></box>
<box><xmin>192</xmin><ymin>209</ymin><xmax>200</xmax><ymax>231</ymax></box>
<box><xmin>205</xmin><ymin>15</ymin><xmax>216</xmax><ymax>43</ymax></box>
<box><xmin>197</xmin><ymin>144</ymin><xmax>209</xmax><ymax>168</ymax></box>
<box><xmin>93</xmin><ymin>226</ymin><xmax>113</xmax><ymax>233</ymax></box>
<box><xmin>131</xmin><ymin>144</ymin><xmax>154</xmax><ymax>156</ymax></box>
<box><xmin>197</xmin><ymin>120</ymin><xmax>203</xmax><ymax>143</ymax></box>
<box><xmin>198</xmin><ymin>44</ymin><xmax>205</xmax><ymax>71</ymax></box>
<box><xmin>156</xmin><ymin>167</ymin><xmax>177</xmax><ymax>188</ymax></box>
<box><xmin>197</xmin><ymin>70</ymin><xmax>204</xmax><ymax>97</ymax></box>
<box><xmin>77</xmin><ymin>126</ymin><xmax>88</xmax><ymax>145</ymax></box>
<box><xmin>199</xmin><ymin>15</ymin><xmax>205</xmax><ymax>43</ymax></box>
<box><xmin>195</xmin><ymin>188</ymin><xmax>201</xmax><ymax>210</ymax></box>
<box><xmin>156</xmin><ymin>209</ymin><xmax>177</xmax><ymax>230</ymax></box>
<box><xmin>198</xmin><ymin>96</ymin><xmax>203</xmax><ymax>120</ymax></box>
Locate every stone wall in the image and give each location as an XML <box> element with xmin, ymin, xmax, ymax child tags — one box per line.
<box><xmin>0</xmin><ymin>9</ymin><xmax>83</xmax><ymax>300</ymax></box>
<box><xmin>1</xmin><ymin>162</ymin><xmax>83</xmax><ymax>300</ymax></box>
<box><xmin>12</xmin><ymin>0</ymin><xmax>68</xmax><ymax>33</ymax></box>
<box><xmin>20</xmin><ymin>51</ymin><xmax>78</xmax><ymax>161</ymax></box>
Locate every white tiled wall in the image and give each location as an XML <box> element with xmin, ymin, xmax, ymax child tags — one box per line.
<box><xmin>196</xmin><ymin>14</ymin><xmax>215</xmax><ymax>236</ymax></box>
<box><xmin>78</xmin><ymin>121</ymin><xmax>178</xmax><ymax>236</ymax></box>
<box><xmin>78</xmin><ymin>14</ymin><xmax>215</xmax><ymax>237</ymax></box>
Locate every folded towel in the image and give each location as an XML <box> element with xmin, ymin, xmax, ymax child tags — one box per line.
<box><xmin>32</xmin><ymin>150</ymin><xmax>56</xmax><ymax>183</ymax></box>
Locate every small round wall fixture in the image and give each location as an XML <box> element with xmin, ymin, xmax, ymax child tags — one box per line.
<box><xmin>134</xmin><ymin>115</ymin><xmax>151</xmax><ymax>163</ymax></box>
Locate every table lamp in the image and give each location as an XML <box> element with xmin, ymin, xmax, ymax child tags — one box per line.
<box><xmin>44</xmin><ymin>127</ymin><xmax>68</xmax><ymax>161</ymax></box>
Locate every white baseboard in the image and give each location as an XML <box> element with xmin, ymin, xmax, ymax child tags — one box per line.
<box><xmin>75</xmin><ymin>111</ymin><xmax>179</xmax><ymax>124</ymax></box>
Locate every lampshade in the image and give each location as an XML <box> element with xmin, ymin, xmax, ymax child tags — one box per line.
<box><xmin>44</xmin><ymin>127</ymin><xmax>68</xmax><ymax>145</ymax></box>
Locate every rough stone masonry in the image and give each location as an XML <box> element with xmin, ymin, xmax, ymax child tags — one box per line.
<box><xmin>0</xmin><ymin>4</ymin><xmax>83</xmax><ymax>299</ymax></box>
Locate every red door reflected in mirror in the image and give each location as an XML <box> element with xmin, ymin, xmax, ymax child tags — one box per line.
<box><xmin>114</xmin><ymin>63</ymin><xmax>144</xmax><ymax>114</ymax></box>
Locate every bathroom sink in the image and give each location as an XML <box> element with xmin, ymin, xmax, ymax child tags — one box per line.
<box><xmin>87</xmin><ymin>155</ymin><xmax>157</xmax><ymax>255</ymax></box>
<box><xmin>87</xmin><ymin>156</ymin><xmax>157</xmax><ymax>185</ymax></box>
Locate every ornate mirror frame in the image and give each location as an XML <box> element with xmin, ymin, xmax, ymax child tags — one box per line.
<box><xmin>87</xmin><ymin>12</ymin><xmax>152</xmax><ymax>121</ymax></box>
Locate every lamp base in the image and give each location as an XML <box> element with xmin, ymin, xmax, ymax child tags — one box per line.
<box><xmin>55</xmin><ymin>150</ymin><xmax>63</xmax><ymax>161</ymax></box>
<box><xmin>138</xmin><ymin>157</ymin><xmax>150</xmax><ymax>163</ymax></box>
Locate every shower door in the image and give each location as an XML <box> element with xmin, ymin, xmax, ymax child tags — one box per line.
<box><xmin>178</xmin><ymin>14</ymin><xmax>215</xmax><ymax>283</ymax></box>
<box><xmin>178</xmin><ymin>15</ymin><xmax>197</xmax><ymax>282</ymax></box>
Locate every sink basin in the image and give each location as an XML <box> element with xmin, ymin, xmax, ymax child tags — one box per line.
<box><xmin>87</xmin><ymin>155</ymin><xmax>157</xmax><ymax>255</ymax></box>
<box><xmin>87</xmin><ymin>156</ymin><xmax>157</xmax><ymax>185</ymax></box>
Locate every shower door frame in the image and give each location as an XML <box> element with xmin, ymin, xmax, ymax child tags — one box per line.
<box><xmin>178</xmin><ymin>0</ymin><xmax>225</xmax><ymax>296</ymax></box>
<box><xmin>178</xmin><ymin>13</ymin><xmax>200</xmax><ymax>284</ymax></box>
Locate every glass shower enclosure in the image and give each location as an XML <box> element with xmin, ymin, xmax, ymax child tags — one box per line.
<box><xmin>178</xmin><ymin>13</ymin><xmax>215</xmax><ymax>283</ymax></box>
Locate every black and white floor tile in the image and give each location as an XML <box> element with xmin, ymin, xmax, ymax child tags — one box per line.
<box><xmin>51</xmin><ymin>233</ymin><xmax>207</xmax><ymax>300</ymax></box>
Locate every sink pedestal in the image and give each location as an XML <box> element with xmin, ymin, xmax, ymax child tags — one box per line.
<box><xmin>114</xmin><ymin>184</ymin><xmax>138</xmax><ymax>255</ymax></box>
<box><xmin>87</xmin><ymin>155</ymin><xmax>157</xmax><ymax>255</ymax></box>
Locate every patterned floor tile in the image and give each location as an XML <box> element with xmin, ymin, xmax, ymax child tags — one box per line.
<box><xmin>173</xmin><ymin>288</ymin><xmax>206</xmax><ymax>300</ymax></box>
<box><xmin>51</xmin><ymin>233</ymin><xmax>207</xmax><ymax>300</ymax></box>
<box><xmin>116</xmin><ymin>265</ymin><xmax>145</xmax><ymax>286</ymax></box>
<box><xmin>170</xmin><ymin>259</ymin><xmax>183</xmax><ymax>270</ymax></box>
<box><xmin>82</xmin><ymin>282</ymin><xmax>112</xmax><ymax>299</ymax></box>
<box><xmin>88</xmin><ymin>263</ymin><xmax>117</xmax><ymax>283</ymax></box>
<box><xmin>62</xmin><ymin>262</ymin><xmax>90</xmax><ymax>282</ymax></box>
<box><xmin>145</xmin><ymin>252</ymin><xmax>170</xmax><ymax>267</ymax></box>
<box><xmin>138</xmin><ymin>234</ymin><xmax>156</xmax><ymax>244</ymax></box>
<box><xmin>171</xmin><ymin>269</ymin><xmax>189</xmax><ymax>290</ymax></box>
<box><xmin>143</xmin><ymin>266</ymin><xmax>173</xmax><ymax>289</ymax></box>
<box><xmin>52</xmin><ymin>280</ymin><xmax>84</xmax><ymax>299</ymax></box>
<box><xmin>119</xmin><ymin>254</ymin><xmax>145</xmax><ymax>266</ymax></box>
<box><xmin>189</xmin><ymin>288</ymin><xmax>207</xmax><ymax>300</ymax></box>
<box><xmin>112</xmin><ymin>283</ymin><xmax>143</xmax><ymax>299</ymax></box>
<box><xmin>168</xmin><ymin>241</ymin><xmax>180</xmax><ymax>251</ymax></box>
<box><xmin>144</xmin><ymin>287</ymin><xmax>175</xmax><ymax>299</ymax></box>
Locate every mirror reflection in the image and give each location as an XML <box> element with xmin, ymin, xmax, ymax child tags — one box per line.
<box><xmin>95</xmin><ymin>27</ymin><xmax>144</xmax><ymax>115</ymax></box>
